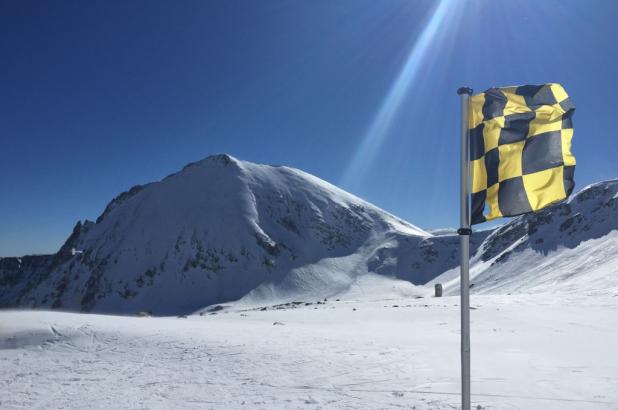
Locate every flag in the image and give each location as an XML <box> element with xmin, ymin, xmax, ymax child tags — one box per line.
<box><xmin>468</xmin><ymin>83</ymin><xmax>575</xmax><ymax>224</ymax></box>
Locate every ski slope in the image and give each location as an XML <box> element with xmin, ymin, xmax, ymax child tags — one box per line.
<box><xmin>2</xmin><ymin>289</ymin><xmax>618</xmax><ymax>409</ymax></box>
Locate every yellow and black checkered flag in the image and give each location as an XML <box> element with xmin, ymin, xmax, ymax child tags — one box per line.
<box><xmin>469</xmin><ymin>84</ymin><xmax>575</xmax><ymax>224</ymax></box>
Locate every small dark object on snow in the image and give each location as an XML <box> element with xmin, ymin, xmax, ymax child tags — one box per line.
<box><xmin>434</xmin><ymin>283</ymin><xmax>443</xmax><ymax>297</ymax></box>
<box><xmin>352</xmin><ymin>308</ymin><xmax>357</xmax><ymax>311</ymax></box>
<box><xmin>273</xmin><ymin>321</ymin><xmax>285</xmax><ymax>326</ymax></box>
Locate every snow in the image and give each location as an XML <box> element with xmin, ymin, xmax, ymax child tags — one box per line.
<box><xmin>0</xmin><ymin>154</ymin><xmax>435</xmax><ymax>315</ymax></box>
<box><xmin>5</xmin><ymin>155</ymin><xmax>614</xmax><ymax>316</ymax></box>
<box><xmin>2</xmin><ymin>291</ymin><xmax>618</xmax><ymax>409</ymax></box>
<box><xmin>1</xmin><ymin>158</ymin><xmax>617</xmax><ymax>408</ymax></box>
<box><xmin>428</xmin><ymin>230</ymin><xmax>618</xmax><ymax>298</ymax></box>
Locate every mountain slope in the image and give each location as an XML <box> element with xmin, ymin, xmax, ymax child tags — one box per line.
<box><xmin>1</xmin><ymin>154</ymin><xmax>481</xmax><ymax>314</ymax></box>
<box><xmin>433</xmin><ymin>179</ymin><xmax>618</xmax><ymax>296</ymax></box>
<box><xmin>2</xmin><ymin>155</ymin><xmax>616</xmax><ymax>314</ymax></box>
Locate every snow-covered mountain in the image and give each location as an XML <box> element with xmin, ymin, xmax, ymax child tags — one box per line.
<box><xmin>0</xmin><ymin>154</ymin><xmax>486</xmax><ymax>314</ymax></box>
<box><xmin>433</xmin><ymin>179</ymin><xmax>618</xmax><ymax>296</ymax></box>
<box><xmin>1</xmin><ymin>155</ymin><xmax>616</xmax><ymax>314</ymax></box>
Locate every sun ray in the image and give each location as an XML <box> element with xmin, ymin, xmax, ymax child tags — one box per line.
<box><xmin>340</xmin><ymin>0</ymin><xmax>458</xmax><ymax>190</ymax></box>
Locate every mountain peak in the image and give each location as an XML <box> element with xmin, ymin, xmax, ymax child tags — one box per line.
<box><xmin>3</xmin><ymin>154</ymin><xmax>616</xmax><ymax>315</ymax></box>
<box><xmin>198</xmin><ymin>153</ymin><xmax>239</xmax><ymax>166</ymax></box>
<box><xmin>180</xmin><ymin>153</ymin><xmax>241</xmax><ymax>172</ymax></box>
<box><xmin>567</xmin><ymin>178</ymin><xmax>618</xmax><ymax>205</ymax></box>
<box><xmin>2</xmin><ymin>154</ymin><xmax>432</xmax><ymax>314</ymax></box>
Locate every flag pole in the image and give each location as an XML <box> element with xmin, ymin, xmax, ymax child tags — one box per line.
<box><xmin>457</xmin><ymin>86</ymin><xmax>473</xmax><ymax>410</ymax></box>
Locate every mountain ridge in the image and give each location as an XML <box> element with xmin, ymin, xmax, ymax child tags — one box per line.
<box><xmin>1</xmin><ymin>155</ymin><xmax>616</xmax><ymax>314</ymax></box>
<box><xmin>0</xmin><ymin>154</ymin><xmax>450</xmax><ymax>314</ymax></box>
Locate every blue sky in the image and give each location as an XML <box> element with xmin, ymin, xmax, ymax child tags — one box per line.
<box><xmin>1</xmin><ymin>0</ymin><xmax>617</xmax><ymax>256</ymax></box>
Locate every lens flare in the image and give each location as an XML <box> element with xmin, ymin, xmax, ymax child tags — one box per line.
<box><xmin>340</xmin><ymin>0</ymin><xmax>457</xmax><ymax>190</ymax></box>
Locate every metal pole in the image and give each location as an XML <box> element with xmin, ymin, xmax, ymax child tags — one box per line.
<box><xmin>457</xmin><ymin>86</ymin><xmax>473</xmax><ymax>410</ymax></box>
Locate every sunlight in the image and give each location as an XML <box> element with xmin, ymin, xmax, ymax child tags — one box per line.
<box><xmin>340</xmin><ymin>0</ymin><xmax>458</xmax><ymax>190</ymax></box>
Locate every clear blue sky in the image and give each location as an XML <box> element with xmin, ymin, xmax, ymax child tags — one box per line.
<box><xmin>1</xmin><ymin>0</ymin><xmax>617</xmax><ymax>256</ymax></box>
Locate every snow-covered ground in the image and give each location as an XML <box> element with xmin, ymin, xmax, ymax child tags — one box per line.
<box><xmin>1</xmin><ymin>162</ymin><xmax>616</xmax><ymax>409</ymax></box>
<box><xmin>2</xmin><ymin>288</ymin><xmax>617</xmax><ymax>409</ymax></box>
